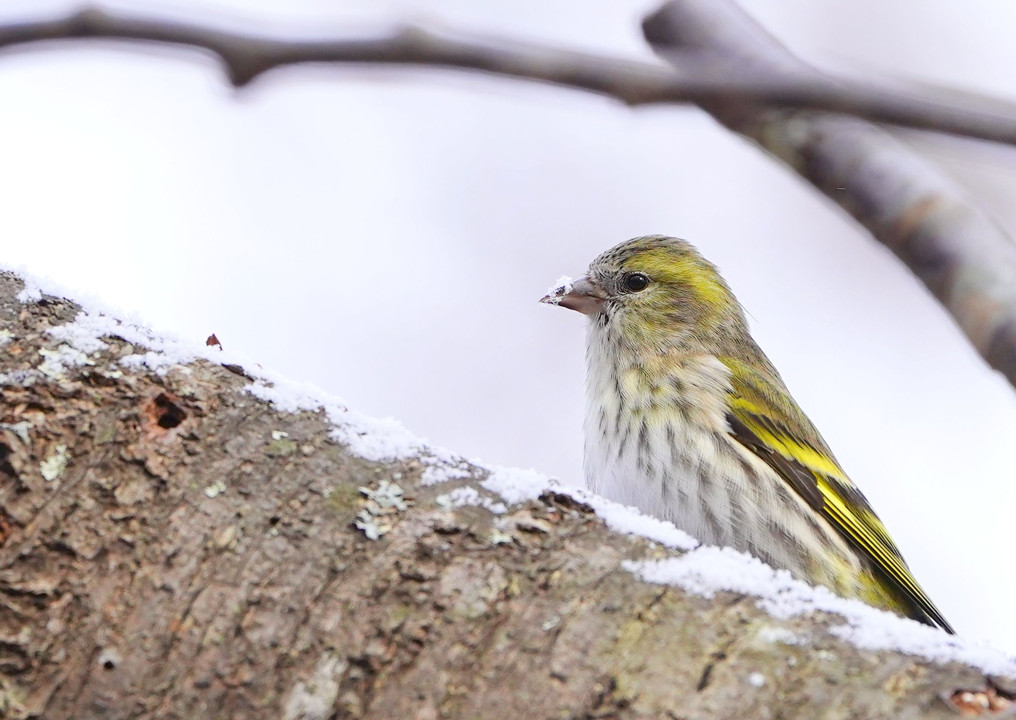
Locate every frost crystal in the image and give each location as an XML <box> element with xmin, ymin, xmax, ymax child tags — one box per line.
<box><xmin>540</xmin><ymin>275</ymin><xmax>574</xmax><ymax>305</ymax></box>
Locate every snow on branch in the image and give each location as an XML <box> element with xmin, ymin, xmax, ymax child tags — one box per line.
<box><xmin>2</xmin><ymin>267</ymin><xmax>1014</xmax><ymax>718</ymax></box>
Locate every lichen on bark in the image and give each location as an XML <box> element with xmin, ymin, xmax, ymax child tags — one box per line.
<box><xmin>0</xmin><ymin>271</ymin><xmax>1005</xmax><ymax>719</ymax></box>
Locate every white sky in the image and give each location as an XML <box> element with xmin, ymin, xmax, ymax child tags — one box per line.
<box><xmin>3</xmin><ymin>0</ymin><xmax>1016</xmax><ymax>652</ymax></box>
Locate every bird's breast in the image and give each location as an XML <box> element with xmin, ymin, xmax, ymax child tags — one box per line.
<box><xmin>582</xmin><ymin>332</ymin><xmax>737</xmax><ymax>537</ymax></box>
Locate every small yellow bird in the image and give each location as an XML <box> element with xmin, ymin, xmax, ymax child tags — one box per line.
<box><xmin>542</xmin><ymin>234</ymin><xmax>952</xmax><ymax>632</ymax></box>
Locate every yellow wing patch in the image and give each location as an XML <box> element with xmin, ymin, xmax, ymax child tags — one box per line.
<box><xmin>814</xmin><ymin>479</ymin><xmax>937</xmax><ymax>617</ymax></box>
<box><xmin>726</xmin><ymin>403</ymin><xmax>953</xmax><ymax>632</ymax></box>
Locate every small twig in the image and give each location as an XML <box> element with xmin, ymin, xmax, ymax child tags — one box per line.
<box><xmin>4</xmin><ymin>7</ymin><xmax>1016</xmax><ymax>147</ymax></box>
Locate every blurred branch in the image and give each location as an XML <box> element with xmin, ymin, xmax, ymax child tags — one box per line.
<box><xmin>7</xmin><ymin>7</ymin><xmax>1016</xmax><ymax>148</ymax></box>
<box><xmin>4</xmin><ymin>4</ymin><xmax>1016</xmax><ymax>387</ymax></box>
<box><xmin>644</xmin><ymin>0</ymin><xmax>1016</xmax><ymax>391</ymax></box>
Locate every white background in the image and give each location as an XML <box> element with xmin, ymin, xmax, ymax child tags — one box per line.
<box><xmin>3</xmin><ymin>0</ymin><xmax>1014</xmax><ymax>651</ymax></box>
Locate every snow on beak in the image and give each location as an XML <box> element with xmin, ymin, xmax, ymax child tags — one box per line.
<box><xmin>540</xmin><ymin>276</ymin><xmax>606</xmax><ymax>315</ymax></box>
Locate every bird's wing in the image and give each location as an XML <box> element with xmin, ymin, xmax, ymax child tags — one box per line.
<box><xmin>721</xmin><ymin>358</ymin><xmax>953</xmax><ymax>632</ymax></box>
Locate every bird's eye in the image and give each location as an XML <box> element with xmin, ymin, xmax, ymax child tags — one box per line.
<box><xmin>620</xmin><ymin>272</ymin><xmax>650</xmax><ymax>293</ymax></box>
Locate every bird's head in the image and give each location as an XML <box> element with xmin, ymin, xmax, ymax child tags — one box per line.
<box><xmin>541</xmin><ymin>235</ymin><xmax>745</xmax><ymax>351</ymax></box>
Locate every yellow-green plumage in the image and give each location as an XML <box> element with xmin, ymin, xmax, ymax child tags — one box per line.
<box><xmin>544</xmin><ymin>235</ymin><xmax>952</xmax><ymax>632</ymax></box>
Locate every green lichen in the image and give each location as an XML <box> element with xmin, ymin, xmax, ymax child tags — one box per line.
<box><xmin>40</xmin><ymin>444</ymin><xmax>68</xmax><ymax>482</ymax></box>
<box><xmin>95</xmin><ymin>425</ymin><xmax>117</xmax><ymax>445</ymax></box>
<box><xmin>324</xmin><ymin>483</ymin><xmax>361</xmax><ymax>513</ymax></box>
<box><xmin>203</xmin><ymin>480</ymin><xmax>227</xmax><ymax>498</ymax></box>
<box><xmin>390</xmin><ymin>604</ymin><xmax>413</xmax><ymax>625</ymax></box>
<box><xmin>265</xmin><ymin>437</ymin><xmax>298</xmax><ymax>458</ymax></box>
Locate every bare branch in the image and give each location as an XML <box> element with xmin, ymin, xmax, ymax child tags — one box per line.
<box><xmin>645</xmin><ymin>0</ymin><xmax>1016</xmax><ymax>391</ymax></box>
<box><xmin>6</xmin><ymin>6</ymin><xmax>1016</xmax><ymax>147</ymax></box>
<box><xmin>5</xmin><ymin>4</ymin><xmax>1016</xmax><ymax>386</ymax></box>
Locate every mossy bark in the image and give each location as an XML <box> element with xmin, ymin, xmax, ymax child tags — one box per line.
<box><xmin>0</xmin><ymin>272</ymin><xmax>1001</xmax><ymax>719</ymax></box>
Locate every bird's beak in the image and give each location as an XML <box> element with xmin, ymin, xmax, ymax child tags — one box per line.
<box><xmin>540</xmin><ymin>276</ymin><xmax>607</xmax><ymax>315</ymax></box>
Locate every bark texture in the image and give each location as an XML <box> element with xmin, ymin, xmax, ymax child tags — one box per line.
<box><xmin>0</xmin><ymin>271</ymin><xmax>1005</xmax><ymax>719</ymax></box>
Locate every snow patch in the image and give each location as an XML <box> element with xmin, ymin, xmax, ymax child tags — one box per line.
<box><xmin>0</xmin><ymin>369</ymin><xmax>37</xmax><ymax>387</ymax></box>
<box><xmin>758</xmin><ymin>626</ymin><xmax>803</xmax><ymax>646</ymax></box>
<box><xmin>625</xmin><ymin>547</ymin><xmax>1016</xmax><ymax>677</ymax></box>
<box><xmin>436</xmin><ymin>486</ymin><xmax>507</xmax><ymax>515</ymax></box>
<box><xmin>420</xmin><ymin>462</ymin><xmax>471</xmax><ymax>486</ymax></box>
<box><xmin>480</xmin><ymin>465</ymin><xmax>552</xmax><ymax>506</ymax></box>
<box><xmin>581</xmin><ymin>491</ymin><xmax>699</xmax><ymax>551</ymax></box>
<box><xmin>16</xmin><ymin>277</ymin><xmax>42</xmax><ymax>303</ymax></box>
<box><xmin>38</xmin><ymin>345</ymin><xmax>93</xmax><ymax>380</ymax></box>
<box><xmin>8</xmin><ymin>265</ymin><xmax>1015</xmax><ymax>679</ymax></box>
<box><xmin>541</xmin><ymin>274</ymin><xmax>574</xmax><ymax>304</ymax></box>
<box><xmin>246</xmin><ymin>379</ymin><xmax>466</xmax><ymax>471</ymax></box>
<box><xmin>47</xmin><ymin>315</ymin><xmax>110</xmax><ymax>355</ymax></box>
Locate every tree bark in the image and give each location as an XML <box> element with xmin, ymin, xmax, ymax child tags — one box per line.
<box><xmin>0</xmin><ymin>271</ymin><xmax>1006</xmax><ymax>718</ymax></box>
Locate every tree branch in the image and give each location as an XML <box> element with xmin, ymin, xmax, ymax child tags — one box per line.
<box><xmin>1</xmin><ymin>272</ymin><xmax>1010</xmax><ymax>718</ymax></box>
<box><xmin>6</xmin><ymin>6</ymin><xmax>1016</xmax><ymax>148</ymax></box>
<box><xmin>4</xmin><ymin>4</ymin><xmax>1016</xmax><ymax>387</ymax></box>
<box><xmin>645</xmin><ymin>0</ymin><xmax>1016</xmax><ymax>390</ymax></box>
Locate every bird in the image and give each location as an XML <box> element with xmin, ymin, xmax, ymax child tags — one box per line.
<box><xmin>541</xmin><ymin>234</ymin><xmax>952</xmax><ymax>632</ymax></box>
